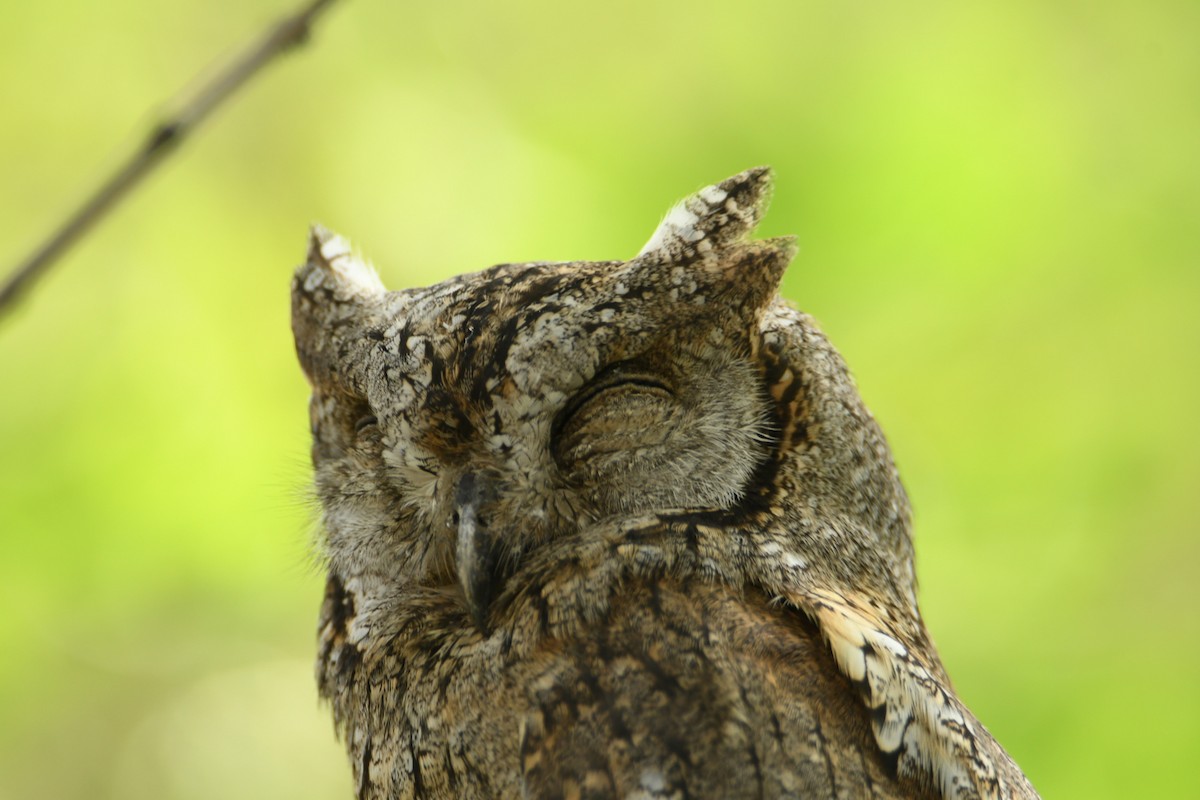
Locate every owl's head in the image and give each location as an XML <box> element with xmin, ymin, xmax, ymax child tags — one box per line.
<box><xmin>293</xmin><ymin>168</ymin><xmax>800</xmax><ymax>629</ymax></box>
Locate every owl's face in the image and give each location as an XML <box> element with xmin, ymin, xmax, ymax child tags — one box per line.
<box><xmin>293</xmin><ymin>168</ymin><xmax>796</xmax><ymax>627</ymax></box>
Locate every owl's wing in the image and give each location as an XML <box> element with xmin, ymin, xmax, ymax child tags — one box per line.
<box><xmin>516</xmin><ymin>577</ymin><xmax>939</xmax><ymax>800</ymax></box>
<box><xmin>790</xmin><ymin>587</ymin><xmax>1040</xmax><ymax>800</ymax></box>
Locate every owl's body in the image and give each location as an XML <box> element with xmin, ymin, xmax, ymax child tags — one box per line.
<box><xmin>293</xmin><ymin>169</ymin><xmax>1038</xmax><ymax>799</ymax></box>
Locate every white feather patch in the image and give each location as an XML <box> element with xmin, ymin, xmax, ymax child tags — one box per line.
<box><xmin>312</xmin><ymin>226</ymin><xmax>386</xmax><ymax>296</ymax></box>
<box><xmin>798</xmin><ymin>587</ymin><xmax>1038</xmax><ymax>800</ymax></box>
<box><xmin>638</xmin><ymin>201</ymin><xmax>703</xmax><ymax>256</ymax></box>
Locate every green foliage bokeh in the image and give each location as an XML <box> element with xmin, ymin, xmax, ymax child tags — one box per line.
<box><xmin>1</xmin><ymin>1</ymin><xmax>1197</xmax><ymax>797</ymax></box>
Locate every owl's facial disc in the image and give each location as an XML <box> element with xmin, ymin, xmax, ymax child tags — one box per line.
<box><xmin>293</xmin><ymin>167</ymin><xmax>796</xmax><ymax>628</ymax></box>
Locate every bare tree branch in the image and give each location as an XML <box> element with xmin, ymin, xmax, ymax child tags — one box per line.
<box><xmin>0</xmin><ymin>0</ymin><xmax>344</xmax><ymax>322</ymax></box>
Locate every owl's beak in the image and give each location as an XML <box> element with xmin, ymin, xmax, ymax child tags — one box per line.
<box><xmin>454</xmin><ymin>471</ymin><xmax>500</xmax><ymax>635</ymax></box>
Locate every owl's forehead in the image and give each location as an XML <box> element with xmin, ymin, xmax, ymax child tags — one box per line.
<box><xmin>392</xmin><ymin>259</ymin><xmax>629</xmax><ymax>333</ymax></box>
<box><xmin>375</xmin><ymin>258</ymin><xmax>669</xmax><ymax>401</ymax></box>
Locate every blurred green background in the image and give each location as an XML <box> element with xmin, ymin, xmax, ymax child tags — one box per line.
<box><xmin>1</xmin><ymin>1</ymin><xmax>1197</xmax><ymax>797</ymax></box>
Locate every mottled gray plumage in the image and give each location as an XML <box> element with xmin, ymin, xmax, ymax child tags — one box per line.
<box><xmin>292</xmin><ymin>168</ymin><xmax>1039</xmax><ymax>799</ymax></box>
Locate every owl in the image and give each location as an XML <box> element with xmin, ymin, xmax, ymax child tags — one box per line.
<box><xmin>292</xmin><ymin>167</ymin><xmax>1039</xmax><ymax>800</ymax></box>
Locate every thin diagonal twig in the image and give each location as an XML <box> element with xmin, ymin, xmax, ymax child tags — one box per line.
<box><xmin>0</xmin><ymin>0</ymin><xmax>344</xmax><ymax>322</ymax></box>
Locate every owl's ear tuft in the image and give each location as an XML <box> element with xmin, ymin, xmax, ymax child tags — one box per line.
<box><xmin>292</xmin><ymin>226</ymin><xmax>385</xmax><ymax>392</ymax></box>
<box><xmin>638</xmin><ymin>166</ymin><xmax>774</xmax><ymax>261</ymax></box>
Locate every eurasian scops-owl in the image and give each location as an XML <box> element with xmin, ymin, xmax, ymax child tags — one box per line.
<box><xmin>291</xmin><ymin>167</ymin><xmax>1039</xmax><ymax>799</ymax></box>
